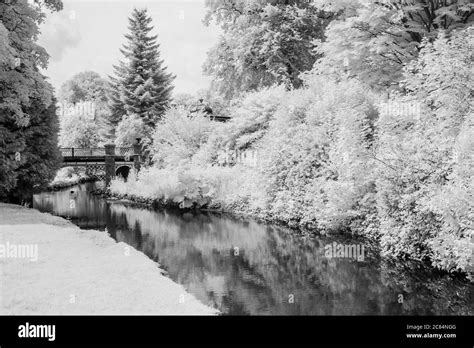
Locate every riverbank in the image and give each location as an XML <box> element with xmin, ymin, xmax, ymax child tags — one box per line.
<box><xmin>0</xmin><ymin>203</ymin><xmax>218</xmax><ymax>315</ymax></box>
<box><xmin>46</xmin><ymin>167</ymin><xmax>99</xmax><ymax>192</ymax></box>
<box><xmin>48</xmin><ymin>178</ymin><xmax>97</xmax><ymax>192</ymax></box>
<box><xmin>92</xmin><ymin>186</ymin><xmax>306</xmax><ymax>234</ymax></box>
<box><xmin>96</xmin><ymin>179</ymin><xmax>473</xmax><ymax>283</ymax></box>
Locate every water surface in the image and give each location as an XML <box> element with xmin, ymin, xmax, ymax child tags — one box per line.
<box><xmin>33</xmin><ymin>183</ymin><xmax>473</xmax><ymax>315</ymax></box>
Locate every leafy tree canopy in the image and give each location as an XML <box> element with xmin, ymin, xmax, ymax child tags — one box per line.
<box><xmin>58</xmin><ymin>71</ymin><xmax>109</xmax><ymax>104</ymax></box>
<box><xmin>0</xmin><ymin>0</ymin><xmax>62</xmax><ymax>126</ymax></box>
<box><xmin>1</xmin><ymin>0</ymin><xmax>62</xmax><ymax>201</ymax></box>
<box><xmin>57</xmin><ymin>71</ymin><xmax>113</xmax><ymax>146</ymax></box>
<box><xmin>312</xmin><ymin>0</ymin><xmax>474</xmax><ymax>89</ymax></box>
<box><xmin>203</xmin><ymin>0</ymin><xmax>332</xmax><ymax>99</ymax></box>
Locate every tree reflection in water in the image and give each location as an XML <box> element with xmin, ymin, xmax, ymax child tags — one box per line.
<box><xmin>33</xmin><ymin>183</ymin><xmax>473</xmax><ymax>315</ymax></box>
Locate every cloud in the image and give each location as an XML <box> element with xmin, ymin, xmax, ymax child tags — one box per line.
<box><xmin>38</xmin><ymin>10</ymin><xmax>81</xmax><ymax>62</ymax></box>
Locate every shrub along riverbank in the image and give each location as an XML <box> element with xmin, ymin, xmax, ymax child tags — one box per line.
<box><xmin>104</xmin><ymin>161</ymin><xmax>472</xmax><ymax>281</ymax></box>
<box><xmin>48</xmin><ymin>167</ymin><xmax>96</xmax><ymax>191</ymax></box>
<box><xmin>106</xmin><ymin>29</ymin><xmax>472</xmax><ymax>279</ymax></box>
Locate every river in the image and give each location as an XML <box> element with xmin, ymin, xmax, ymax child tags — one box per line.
<box><xmin>33</xmin><ymin>183</ymin><xmax>473</xmax><ymax>315</ymax></box>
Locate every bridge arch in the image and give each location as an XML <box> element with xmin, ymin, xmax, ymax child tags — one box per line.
<box><xmin>115</xmin><ymin>165</ymin><xmax>131</xmax><ymax>181</ymax></box>
<box><xmin>60</xmin><ymin>143</ymin><xmax>141</xmax><ymax>186</ymax></box>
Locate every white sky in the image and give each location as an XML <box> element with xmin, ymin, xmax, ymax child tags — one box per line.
<box><xmin>38</xmin><ymin>0</ymin><xmax>221</xmax><ymax>96</ymax></box>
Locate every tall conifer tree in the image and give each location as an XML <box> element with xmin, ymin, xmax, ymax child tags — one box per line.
<box><xmin>110</xmin><ymin>8</ymin><xmax>175</xmax><ymax>130</ymax></box>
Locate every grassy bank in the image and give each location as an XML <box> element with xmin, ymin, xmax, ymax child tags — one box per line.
<box><xmin>0</xmin><ymin>203</ymin><xmax>217</xmax><ymax>315</ymax></box>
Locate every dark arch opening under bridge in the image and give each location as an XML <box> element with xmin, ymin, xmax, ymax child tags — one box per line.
<box><xmin>115</xmin><ymin>166</ymin><xmax>131</xmax><ymax>180</ymax></box>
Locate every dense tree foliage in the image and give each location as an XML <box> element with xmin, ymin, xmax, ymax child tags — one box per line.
<box><xmin>375</xmin><ymin>28</ymin><xmax>473</xmax><ymax>271</ymax></box>
<box><xmin>115</xmin><ymin>113</ymin><xmax>151</xmax><ymax>148</ymax></box>
<box><xmin>9</xmin><ymin>98</ymin><xmax>61</xmax><ymax>202</ymax></box>
<box><xmin>313</xmin><ymin>0</ymin><xmax>474</xmax><ymax>89</ymax></box>
<box><xmin>256</xmin><ymin>77</ymin><xmax>378</xmax><ymax>231</ymax></box>
<box><xmin>58</xmin><ymin>113</ymin><xmax>100</xmax><ymax>148</ymax></box>
<box><xmin>225</xmin><ymin>86</ymin><xmax>286</xmax><ymax>150</ymax></box>
<box><xmin>114</xmin><ymin>7</ymin><xmax>473</xmax><ymax>277</ymax></box>
<box><xmin>151</xmin><ymin>108</ymin><xmax>215</xmax><ymax>168</ymax></box>
<box><xmin>0</xmin><ymin>0</ymin><xmax>62</xmax><ymax>202</ymax></box>
<box><xmin>109</xmin><ymin>8</ymin><xmax>175</xmax><ymax>129</ymax></box>
<box><xmin>57</xmin><ymin>71</ymin><xmax>112</xmax><ymax>146</ymax></box>
<box><xmin>0</xmin><ymin>0</ymin><xmax>62</xmax><ymax>126</ymax></box>
<box><xmin>203</xmin><ymin>0</ymin><xmax>332</xmax><ymax>99</ymax></box>
<box><xmin>58</xmin><ymin>71</ymin><xmax>109</xmax><ymax>104</ymax></box>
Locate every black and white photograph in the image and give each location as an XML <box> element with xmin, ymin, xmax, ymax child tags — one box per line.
<box><xmin>0</xmin><ymin>0</ymin><xmax>473</xmax><ymax>346</ymax></box>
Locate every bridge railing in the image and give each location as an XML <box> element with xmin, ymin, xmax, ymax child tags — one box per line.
<box><xmin>116</xmin><ymin>147</ymin><xmax>134</xmax><ymax>157</ymax></box>
<box><xmin>60</xmin><ymin>147</ymin><xmax>135</xmax><ymax>158</ymax></box>
<box><xmin>60</xmin><ymin>148</ymin><xmax>106</xmax><ymax>157</ymax></box>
